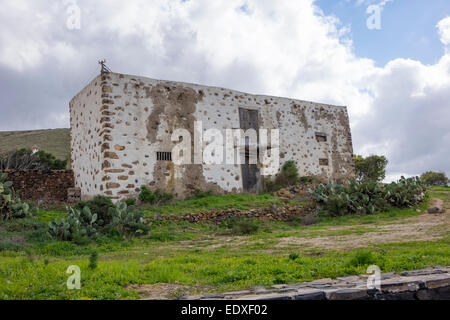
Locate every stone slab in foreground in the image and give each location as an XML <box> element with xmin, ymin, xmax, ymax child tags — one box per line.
<box><xmin>178</xmin><ymin>266</ymin><xmax>450</xmax><ymax>300</ymax></box>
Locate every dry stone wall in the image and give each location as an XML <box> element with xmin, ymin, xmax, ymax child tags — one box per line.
<box><xmin>70</xmin><ymin>72</ymin><xmax>354</xmax><ymax>200</ymax></box>
<box><xmin>2</xmin><ymin>170</ymin><xmax>75</xmax><ymax>203</ymax></box>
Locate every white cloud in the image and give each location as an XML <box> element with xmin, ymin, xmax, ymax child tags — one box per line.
<box><xmin>0</xmin><ymin>0</ymin><xmax>449</xmax><ymax>179</ymax></box>
<box><xmin>437</xmin><ymin>16</ymin><xmax>450</xmax><ymax>46</ymax></box>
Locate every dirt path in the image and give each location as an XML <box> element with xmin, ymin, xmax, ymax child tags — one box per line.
<box><xmin>275</xmin><ymin>194</ymin><xmax>449</xmax><ymax>250</ymax></box>
<box><xmin>275</xmin><ymin>212</ymin><xmax>449</xmax><ymax>250</ymax></box>
<box><xmin>158</xmin><ymin>208</ymin><xmax>449</xmax><ymax>252</ymax></box>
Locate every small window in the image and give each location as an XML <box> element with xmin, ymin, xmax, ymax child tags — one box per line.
<box><xmin>157</xmin><ymin>152</ymin><xmax>172</xmax><ymax>161</ymax></box>
<box><xmin>319</xmin><ymin>158</ymin><xmax>329</xmax><ymax>166</ymax></box>
<box><xmin>315</xmin><ymin>132</ymin><xmax>327</xmax><ymax>142</ymax></box>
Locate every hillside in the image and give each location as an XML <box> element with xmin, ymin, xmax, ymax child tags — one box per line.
<box><xmin>0</xmin><ymin>128</ymin><xmax>70</xmax><ymax>160</ymax></box>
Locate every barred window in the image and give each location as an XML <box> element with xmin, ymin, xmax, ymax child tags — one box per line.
<box><xmin>157</xmin><ymin>152</ymin><xmax>172</xmax><ymax>161</ymax></box>
<box><xmin>319</xmin><ymin>158</ymin><xmax>329</xmax><ymax>166</ymax></box>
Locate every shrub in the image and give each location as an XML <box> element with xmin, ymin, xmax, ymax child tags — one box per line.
<box><xmin>89</xmin><ymin>251</ymin><xmax>98</xmax><ymax>269</ymax></box>
<box><xmin>139</xmin><ymin>186</ymin><xmax>156</xmax><ymax>203</ymax></box>
<box><xmin>34</xmin><ymin>150</ymin><xmax>67</xmax><ymax>170</ymax></box>
<box><xmin>421</xmin><ymin>171</ymin><xmax>448</xmax><ymax>187</ymax></box>
<box><xmin>348</xmin><ymin>250</ymin><xmax>376</xmax><ymax>267</ymax></box>
<box><xmin>288</xmin><ymin>253</ymin><xmax>299</xmax><ymax>261</ymax></box>
<box><xmin>228</xmin><ymin>219</ymin><xmax>259</xmax><ymax>235</ymax></box>
<box><xmin>263</xmin><ymin>161</ymin><xmax>300</xmax><ymax>192</ymax></box>
<box><xmin>282</xmin><ymin>161</ymin><xmax>300</xmax><ymax>180</ymax></box>
<box><xmin>139</xmin><ymin>186</ymin><xmax>174</xmax><ymax>205</ymax></box>
<box><xmin>354</xmin><ymin>155</ymin><xmax>388</xmax><ymax>182</ymax></box>
<box><xmin>154</xmin><ymin>189</ymin><xmax>174</xmax><ymax>204</ymax></box>
<box><xmin>124</xmin><ymin>198</ymin><xmax>136</xmax><ymax>207</ymax></box>
<box><xmin>0</xmin><ymin>148</ymin><xmax>67</xmax><ymax>170</ymax></box>
<box><xmin>192</xmin><ymin>189</ymin><xmax>214</xmax><ymax>199</ymax></box>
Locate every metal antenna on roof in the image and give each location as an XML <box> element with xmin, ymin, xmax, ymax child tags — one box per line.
<box><xmin>98</xmin><ymin>59</ymin><xmax>112</xmax><ymax>74</ymax></box>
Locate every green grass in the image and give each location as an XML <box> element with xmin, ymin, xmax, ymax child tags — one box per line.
<box><xmin>0</xmin><ymin>128</ymin><xmax>70</xmax><ymax>160</ymax></box>
<box><xmin>36</xmin><ymin>209</ymin><xmax>67</xmax><ymax>222</ymax></box>
<box><xmin>428</xmin><ymin>186</ymin><xmax>450</xmax><ymax>192</ymax></box>
<box><xmin>143</xmin><ymin>193</ymin><xmax>283</xmax><ymax>217</ymax></box>
<box><xmin>0</xmin><ymin>192</ymin><xmax>448</xmax><ymax>300</ymax></box>
<box><xmin>0</xmin><ymin>236</ymin><xmax>448</xmax><ymax>299</ymax></box>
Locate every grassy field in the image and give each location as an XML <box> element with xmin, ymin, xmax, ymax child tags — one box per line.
<box><xmin>0</xmin><ymin>190</ymin><xmax>449</xmax><ymax>300</ymax></box>
<box><xmin>0</xmin><ymin>128</ymin><xmax>70</xmax><ymax>160</ymax></box>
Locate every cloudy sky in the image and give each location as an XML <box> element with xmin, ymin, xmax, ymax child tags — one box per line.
<box><xmin>0</xmin><ymin>0</ymin><xmax>449</xmax><ymax>181</ymax></box>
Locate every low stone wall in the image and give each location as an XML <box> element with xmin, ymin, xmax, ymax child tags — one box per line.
<box><xmin>2</xmin><ymin>170</ymin><xmax>75</xmax><ymax>203</ymax></box>
<box><xmin>152</xmin><ymin>203</ymin><xmax>317</xmax><ymax>224</ymax></box>
<box><xmin>177</xmin><ymin>266</ymin><xmax>450</xmax><ymax>300</ymax></box>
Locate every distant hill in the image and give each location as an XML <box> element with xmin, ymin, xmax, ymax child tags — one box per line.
<box><xmin>0</xmin><ymin>128</ymin><xmax>70</xmax><ymax>160</ymax></box>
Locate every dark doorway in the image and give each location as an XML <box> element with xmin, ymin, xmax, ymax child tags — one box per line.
<box><xmin>238</xmin><ymin>108</ymin><xmax>260</xmax><ymax>192</ymax></box>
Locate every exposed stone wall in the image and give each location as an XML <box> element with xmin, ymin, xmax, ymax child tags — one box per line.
<box><xmin>2</xmin><ymin>170</ymin><xmax>75</xmax><ymax>202</ymax></box>
<box><xmin>70</xmin><ymin>72</ymin><xmax>354</xmax><ymax>200</ymax></box>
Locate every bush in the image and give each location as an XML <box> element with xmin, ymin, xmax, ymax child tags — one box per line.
<box><xmin>191</xmin><ymin>189</ymin><xmax>214</xmax><ymax>199</ymax></box>
<box><xmin>0</xmin><ymin>148</ymin><xmax>66</xmax><ymax>170</ymax></box>
<box><xmin>34</xmin><ymin>150</ymin><xmax>67</xmax><ymax>170</ymax></box>
<box><xmin>348</xmin><ymin>250</ymin><xmax>376</xmax><ymax>267</ymax></box>
<box><xmin>311</xmin><ymin>177</ymin><xmax>426</xmax><ymax>216</ymax></box>
<box><xmin>139</xmin><ymin>186</ymin><xmax>174</xmax><ymax>205</ymax></box>
<box><xmin>124</xmin><ymin>198</ymin><xmax>136</xmax><ymax>207</ymax></box>
<box><xmin>227</xmin><ymin>219</ymin><xmax>259</xmax><ymax>235</ymax></box>
<box><xmin>288</xmin><ymin>253</ymin><xmax>299</xmax><ymax>261</ymax></box>
<box><xmin>138</xmin><ymin>186</ymin><xmax>156</xmax><ymax>203</ymax></box>
<box><xmin>421</xmin><ymin>171</ymin><xmax>448</xmax><ymax>187</ymax></box>
<box><xmin>354</xmin><ymin>155</ymin><xmax>388</xmax><ymax>182</ymax></box>
<box><xmin>89</xmin><ymin>251</ymin><xmax>98</xmax><ymax>269</ymax></box>
<box><xmin>278</xmin><ymin>160</ymin><xmax>299</xmax><ymax>185</ymax></box>
<box><xmin>264</xmin><ymin>160</ymin><xmax>300</xmax><ymax>192</ymax></box>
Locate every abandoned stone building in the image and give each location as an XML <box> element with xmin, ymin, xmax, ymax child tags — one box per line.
<box><xmin>70</xmin><ymin>71</ymin><xmax>355</xmax><ymax>200</ymax></box>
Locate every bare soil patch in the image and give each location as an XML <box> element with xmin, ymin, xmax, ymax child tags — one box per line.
<box><xmin>275</xmin><ymin>206</ymin><xmax>449</xmax><ymax>250</ymax></box>
<box><xmin>126</xmin><ymin>283</ymin><xmax>209</xmax><ymax>299</ymax></box>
